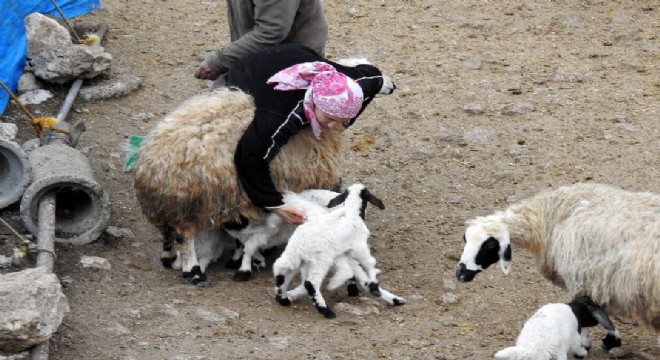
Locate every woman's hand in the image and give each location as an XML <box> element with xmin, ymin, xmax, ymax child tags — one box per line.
<box><xmin>194</xmin><ymin>62</ymin><xmax>219</xmax><ymax>80</ymax></box>
<box><xmin>273</xmin><ymin>205</ymin><xmax>307</xmax><ymax>225</ymax></box>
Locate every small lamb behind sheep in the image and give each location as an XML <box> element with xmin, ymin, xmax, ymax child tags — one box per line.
<box><xmin>494</xmin><ymin>296</ymin><xmax>621</xmax><ymax>360</ymax></box>
<box><xmin>273</xmin><ymin>183</ymin><xmax>405</xmax><ymax>318</ymax></box>
<box><xmin>455</xmin><ymin>182</ymin><xmax>659</xmax><ymax>343</ymax></box>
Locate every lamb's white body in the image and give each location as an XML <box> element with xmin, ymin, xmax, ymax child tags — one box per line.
<box><xmin>273</xmin><ymin>183</ymin><xmax>404</xmax><ymax>318</ymax></box>
<box><xmin>225</xmin><ymin>189</ymin><xmax>340</xmax><ymax>281</ymax></box>
<box><xmin>456</xmin><ymin>183</ymin><xmax>660</xmax><ymax>338</ymax></box>
<box><xmin>494</xmin><ymin>303</ymin><xmax>589</xmax><ymax>360</ymax></box>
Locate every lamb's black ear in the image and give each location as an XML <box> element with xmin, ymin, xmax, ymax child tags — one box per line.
<box><xmin>586</xmin><ymin>301</ymin><xmax>617</xmax><ymax>332</ymax></box>
<box><xmin>362</xmin><ymin>189</ymin><xmax>385</xmax><ymax>210</ymax></box>
<box><xmin>327</xmin><ymin>191</ymin><xmax>348</xmax><ymax>208</ymax></box>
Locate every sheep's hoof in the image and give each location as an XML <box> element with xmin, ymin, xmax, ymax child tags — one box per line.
<box><xmin>225</xmin><ymin>258</ymin><xmax>241</xmax><ymax>269</ymax></box>
<box><xmin>276</xmin><ymin>296</ymin><xmax>291</xmax><ymax>306</ymax></box>
<box><xmin>182</xmin><ymin>271</ymin><xmax>193</xmax><ymax>279</ymax></box>
<box><xmin>161</xmin><ymin>256</ymin><xmax>176</xmax><ymax>268</ymax></box>
<box><xmin>233</xmin><ymin>270</ymin><xmax>252</xmax><ymax>282</ymax></box>
<box><xmin>347</xmin><ymin>284</ymin><xmax>359</xmax><ymax>297</ymax></box>
<box><xmin>602</xmin><ymin>333</ymin><xmax>622</xmax><ymax>350</ymax></box>
<box><xmin>392</xmin><ymin>298</ymin><xmax>405</xmax><ymax>306</ymax></box>
<box><xmin>319</xmin><ymin>307</ymin><xmax>336</xmax><ymax>319</ymax></box>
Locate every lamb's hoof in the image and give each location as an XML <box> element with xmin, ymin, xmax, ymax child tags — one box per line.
<box><xmin>347</xmin><ymin>284</ymin><xmax>359</xmax><ymax>297</ymax></box>
<box><xmin>276</xmin><ymin>296</ymin><xmax>291</xmax><ymax>306</ymax></box>
<box><xmin>161</xmin><ymin>256</ymin><xmax>176</xmax><ymax>268</ymax></box>
<box><xmin>225</xmin><ymin>259</ymin><xmax>241</xmax><ymax>269</ymax></box>
<box><xmin>368</xmin><ymin>283</ymin><xmax>381</xmax><ymax>297</ymax></box>
<box><xmin>182</xmin><ymin>271</ymin><xmax>193</xmax><ymax>279</ymax></box>
<box><xmin>233</xmin><ymin>270</ymin><xmax>252</xmax><ymax>282</ymax></box>
<box><xmin>318</xmin><ymin>307</ymin><xmax>336</xmax><ymax>319</ymax></box>
<box><xmin>602</xmin><ymin>333</ymin><xmax>622</xmax><ymax>350</ymax></box>
<box><xmin>392</xmin><ymin>298</ymin><xmax>406</xmax><ymax>306</ymax></box>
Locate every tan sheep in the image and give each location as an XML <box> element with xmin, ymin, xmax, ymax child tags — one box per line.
<box><xmin>455</xmin><ymin>183</ymin><xmax>660</xmax><ymax>339</ymax></box>
<box><xmin>134</xmin><ymin>88</ymin><xmax>343</xmax><ymax>285</ymax></box>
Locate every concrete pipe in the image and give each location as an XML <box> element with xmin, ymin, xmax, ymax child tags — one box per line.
<box><xmin>20</xmin><ymin>143</ymin><xmax>111</xmax><ymax>245</ymax></box>
<box><xmin>0</xmin><ymin>138</ymin><xmax>32</xmax><ymax>209</ymax></box>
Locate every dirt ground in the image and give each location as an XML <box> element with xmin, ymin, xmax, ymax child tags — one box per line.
<box><xmin>1</xmin><ymin>0</ymin><xmax>659</xmax><ymax>359</ymax></box>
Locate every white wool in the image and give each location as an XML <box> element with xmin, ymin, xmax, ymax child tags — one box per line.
<box><xmin>273</xmin><ymin>183</ymin><xmax>404</xmax><ymax>318</ymax></box>
<box><xmin>494</xmin><ymin>303</ymin><xmax>587</xmax><ymax>360</ymax></box>
<box><xmin>457</xmin><ymin>183</ymin><xmax>660</xmax><ymax>336</ymax></box>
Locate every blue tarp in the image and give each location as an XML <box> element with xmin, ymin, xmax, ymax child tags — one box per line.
<box><xmin>0</xmin><ymin>0</ymin><xmax>100</xmax><ymax>115</ymax></box>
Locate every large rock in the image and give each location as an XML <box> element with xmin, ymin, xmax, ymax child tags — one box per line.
<box><xmin>32</xmin><ymin>45</ymin><xmax>112</xmax><ymax>84</ymax></box>
<box><xmin>0</xmin><ymin>267</ymin><xmax>70</xmax><ymax>353</ymax></box>
<box><xmin>23</xmin><ymin>13</ymin><xmax>72</xmax><ymax>60</ymax></box>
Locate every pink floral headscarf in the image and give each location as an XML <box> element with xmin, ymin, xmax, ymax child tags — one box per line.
<box><xmin>267</xmin><ymin>62</ymin><xmax>364</xmax><ymax>140</ymax></box>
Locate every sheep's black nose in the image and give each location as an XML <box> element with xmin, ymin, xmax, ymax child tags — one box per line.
<box><xmin>455</xmin><ymin>263</ymin><xmax>478</xmax><ymax>282</ymax></box>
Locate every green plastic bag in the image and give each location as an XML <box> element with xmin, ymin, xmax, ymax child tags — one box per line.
<box><xmin>123</xmin><ymin>135</ymin><xmax>144</xmax><ymax>172</ymax></box>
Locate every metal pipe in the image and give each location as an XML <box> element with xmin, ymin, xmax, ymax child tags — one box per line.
<box><xmin>28</xmin><ymin>22</ymin><xmax>109</xmax><ymax>360</ymax></box>
<box><xmin>36</xmin><ymin>193</ymin><xmax>56</xmax><ymax>271</ymax></box>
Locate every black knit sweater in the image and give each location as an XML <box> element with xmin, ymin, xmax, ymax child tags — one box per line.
<box><xmin>227</xmin><ymin>44</ymin><xmax>384</xmax><ymax>209</ymax></box>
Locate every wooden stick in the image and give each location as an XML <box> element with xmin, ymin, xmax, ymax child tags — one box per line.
<box><xmin>49</xmin><ymin>0</ymin><xmax>82</xmax><ymax>42</ymax></box>
<box><xmin>0</xmin><ymin>80</ymin><xmax>37</xmax><ymax>122</ymax></box>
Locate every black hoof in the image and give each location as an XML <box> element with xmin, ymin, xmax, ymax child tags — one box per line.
<box><xmin>276</xmin><ymin>296</ymin><xmax>291</xmax><ymax>306</ymax></box>
<box><xmin>225</xmin><ymin>259</ymin><xmax>241</xmax><ymax>269</ymax></box>
<box><xmin>161</xmin><ymin>256</ymin><xmax>176</xmax><ymax>268</ymax></box>
<box><xmin>347</xmin><ymin>283</ymin><xmax>359</xmax><ymax>297</ymax></box>
<box><xmin>393</xmin><ymin>298</ymin><xmax>405</xmax><ymax>306</ymax></box>
<box><xmin>182</xmin><ymin>271</ymin><xmax>193</xmax><ymax>279</ymax></box>
<box><xmin>233</xmin><ymin>270</ymin><xmax>252</xmax><ymax>282</ymax></box>
<box><xmin>602</xmin><ymin>333</ymin><xmax>622</xmax><ymax>350</ymax></box>
<box><xmin>319</xmin><ymin>307</ymin><xmax>336</xmax><ymax>319</ymax></box>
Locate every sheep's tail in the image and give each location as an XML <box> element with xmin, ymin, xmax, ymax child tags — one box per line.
<box><xmin>123</xmin><ymin>135</ymin><xmax>145</xmax><ymax>172</ymax></box>
<box><xmin>493</xmin><ymin>347</ymin><xmax>536</xmax><ymax>360</ymax></box>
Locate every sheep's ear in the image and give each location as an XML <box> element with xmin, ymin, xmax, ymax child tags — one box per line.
<box><xmin>327</xmin><ymin>191</ymin><xmax>348</xmax><ymax>208</ymax></box>
<box><xmin>362</xmin><ymin>189</ymin><xmax>385</xmax><ymax>210</ymax></box>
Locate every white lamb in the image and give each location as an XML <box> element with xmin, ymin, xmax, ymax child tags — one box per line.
<box><xmin>455</xmin><ymin>182</ymin><xmax>659</xmax><ymax>345</ymax></box>
<box><xmin>494</xmin><ymin>296</ymin><xmax>620</xmax><ymax>360</ymax></box>
<box><xmin>272</xmin><ymin>183</ymin><xmax>405</xmax><ymax>318</ymax></box>
<box><xmin>223</xmin><ymin>189</ymin><xmax>341</xmax><ymax>281</ymax></box>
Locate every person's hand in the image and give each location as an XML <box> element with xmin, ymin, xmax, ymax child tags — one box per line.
<box><xmin>194</xmin><ymin>62</ymin><xmax>219</xmax><ymax>80</ymax></box>
<box><xmin>273</xmin><ymin>205</ymin><xmax>307</xmax><ymax>225</ymax></box>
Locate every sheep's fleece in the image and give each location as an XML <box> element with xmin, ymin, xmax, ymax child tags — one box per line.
<box><xmin>457</xmin><ymin>183</ymin><xmax>660</xmax><ymax>334</ymax></box>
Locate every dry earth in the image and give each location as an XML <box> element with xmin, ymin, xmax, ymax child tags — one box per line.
<box><xmin>1</xmin><ymin>0</ymin><xmax>659</xmax><ymax>359</ymax></box>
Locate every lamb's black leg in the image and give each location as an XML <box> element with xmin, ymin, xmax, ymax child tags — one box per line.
<box><xmin>305</xmin><ymin>280</ymin><xmax>335</xmax><ymax>318</ymax></box>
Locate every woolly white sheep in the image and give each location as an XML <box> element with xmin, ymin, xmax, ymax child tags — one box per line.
<box><xmin>273</xmin><ymin>183</ymin><xmax>405</xmax><ymax>318</ymax></box>
<box><xmin>455</xmin><ymin>183</ymin><xmax>660</xmax><ymax>341</ymax></box>
<box><xmin>134</xmin><ymin>88</ymin><xmax>344</xmax><ymax>285</ymax></box>
<box><xmin>494</xmin><ymin>296</ymin><xmax>621</xmax><ymax>360</ymax></box>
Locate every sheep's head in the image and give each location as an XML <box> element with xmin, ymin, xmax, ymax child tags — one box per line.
<box><xmin>327</xmin><ymin>183</ymin><xmax>385</xmax><ymax>219</ymax></box>
<box><xmin>456</xmin><ymin>216</ymin><xmax>512</xmax><ymax>282</ymax></box>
